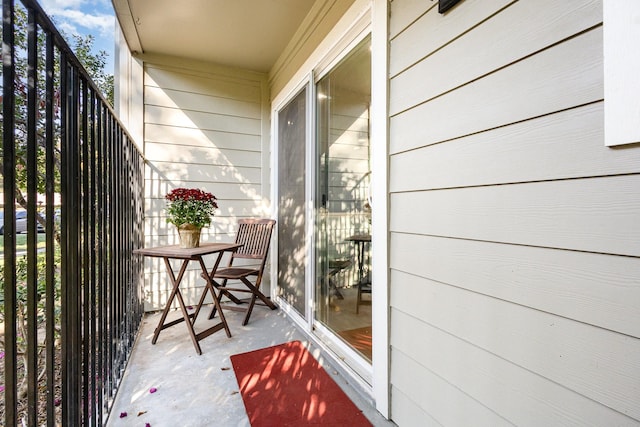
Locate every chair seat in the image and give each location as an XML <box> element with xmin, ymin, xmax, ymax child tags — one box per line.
<box><xmin>328</xmin><ymin>259</ymin><xmax>351</xmax><ymax>273</ymax></box>
<box><xmin>358</xmin><ymin>281</ymin><xmax>372</xmax><ymax>293</ymax></box>
<box><xmin>205</xmin><ymin>218</ymin><xmax>277</xmax><ymax>326</ymax></box>
<box><xmin>214</xmin><ymin>267</ymin><xmax>258</xmax><ymax>280</ymax></box>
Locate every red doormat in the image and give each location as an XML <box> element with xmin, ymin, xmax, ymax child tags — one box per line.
<box><xmin>230</xmin><ymin>340</ymin><xmax>372</xmax><ymax>426</ymax></box>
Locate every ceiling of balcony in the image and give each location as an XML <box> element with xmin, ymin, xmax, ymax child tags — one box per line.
<box><xmin>112</xmin><ymin>0</ymin><xmax>318</xmax><ymax>73</ymax></box>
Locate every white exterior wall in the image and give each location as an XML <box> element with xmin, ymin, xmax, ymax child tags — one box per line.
<box><xmin>140</xmin><ymin>56</ymin><xmax>270</xmax><ymax>311</ymax></box>
<box><xmin>388</xmin><ymin>0</ymin><xmax>640</xmax><ymax>425</ymax></box>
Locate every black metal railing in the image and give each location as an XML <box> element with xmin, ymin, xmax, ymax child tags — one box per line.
<box><xmin>1</xmin><ymin>0</ymin><xmax>145</xmax><ymax>425</ymax></box>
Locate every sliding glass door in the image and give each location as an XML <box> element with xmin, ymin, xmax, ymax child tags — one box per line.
<box><xmin>276</xmin><ymin>35</ymin><xmax>372</xmax><ymax>366</ymax></box>
<box><xmin>277</xmin><ymin>88</ymin><xmax>307</xmax><ymax>317</ymax></box>
<box><xmin>314</xmin><ymin>36</ymin><xmax>372</xmax><ymax>362</ymax></box>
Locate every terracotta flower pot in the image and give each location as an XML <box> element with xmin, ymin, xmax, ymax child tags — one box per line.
<box><xmin>177</xmin><ymin>223</ymin><xmax>201</xmax><ymax>248</ymax></box>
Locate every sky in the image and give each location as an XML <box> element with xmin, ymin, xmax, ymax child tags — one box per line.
<box><xmin>39</xmin><ymin>0</ymin><xmax>116</xmax><ymax>74</ymax></box>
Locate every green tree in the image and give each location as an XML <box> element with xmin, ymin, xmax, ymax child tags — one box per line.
<box><xmin>70</xmin><ymin>33</ymin><xmax>114</xmax><ymax>105</ymax></box>
<box><xmin>0</xmin><ymin>5</ymin><xmax>112</xmax><ymax>415</ymax></box>
<box><xmin>0</xmin><ymin>5</ymin><xmax>114</xmax><ymax>221</ymax></box>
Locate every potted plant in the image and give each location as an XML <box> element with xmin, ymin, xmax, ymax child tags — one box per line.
<box><xmin>165</xmin><ymin>188</ymin><xmax>218</xmax><ymax>248</ymax></box>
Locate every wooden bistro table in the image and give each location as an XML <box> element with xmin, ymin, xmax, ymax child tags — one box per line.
<box><xmin>134</xmin><ymin>242</ymin><xmax>242</xmax><ymax>355</ymax></box>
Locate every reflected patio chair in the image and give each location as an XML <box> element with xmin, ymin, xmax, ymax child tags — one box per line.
<box><xmin>208</xmin><ymin>218</ymin><xmax>277</xmax><ymax>325</ymax></box>
<box><xmin>347</xmin><ymin>233</ymin><xmax>371</xmax><ymax>314</ymax></box>
<box><xmin>356</xmin><ymin>272</ymin><xmax>371</xmax><ymax>314</ymax></box>
<box><xmin>328</xmin><ymin>259</ymin><xmax>351</xmax><ymax>300</ymax></box>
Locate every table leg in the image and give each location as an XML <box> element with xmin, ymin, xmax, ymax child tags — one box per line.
<box><xmin>173</xmin><ymin>274</ymin><xmax>203</xmax><ymax>355</ymax></box>
<box><xmin>192</xmin><ymin>250</ymin><xmax>225</xmax><ymax>321</ymax></box>
<box><xmin>357</xmin><ymin>241</ymin><xmax>365</xmax><ymax>283</ymax></box>
<box><xmin>152</xmin><ymin>258</ymin><xmax>190</xmax><ymax>345</ymax></box>
<box><xmin>152</xmin><ymin>258</ymin><xmax>204</xmax><ymax>354</ymax></box>
<box><xmin>196</xmin><ymin>256</ymin><xmax>232</xmax><ymax>338</ymax></box>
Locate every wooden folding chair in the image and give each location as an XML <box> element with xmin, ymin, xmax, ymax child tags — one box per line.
<box><xmin>208</xmin><ymin>218</ymin><xmax>277</xmax><ymax>325</ymax></box>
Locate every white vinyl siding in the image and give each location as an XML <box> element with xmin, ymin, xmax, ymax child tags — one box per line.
<box><xmin>387</xmin><ymin>0</ymin><xmax>640</xmax><ymax>425</ymax></box>
<box><xmin>142</xmin><ymin>60</ymin><xmax>268</xmax><ymax>311</ymax></box>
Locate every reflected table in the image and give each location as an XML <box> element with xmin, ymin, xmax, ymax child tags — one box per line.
<box><xmin>347</xmin><ymin>234</ymin><xmax>371</xmax><ymax>313</ymax></box>
<box><xmin>346</xmin><ymin>234</ymin><xmax>371</xmax><ymax>283</ymax></box>
<box><xmin>134</xmin><ymin>242</ymin><xmax>242</xmax><ymax>355</ymax></box>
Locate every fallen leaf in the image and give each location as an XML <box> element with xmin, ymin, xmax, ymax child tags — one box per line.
<box><xmin>137</xmin><ymin>411</ymin><xmax>147</xmax><ymax>416</ymax></box>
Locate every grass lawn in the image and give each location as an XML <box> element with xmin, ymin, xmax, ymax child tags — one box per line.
<box><xmin>0</xmin><ymin>233</ymin><xmax>47</xmax><ymax>256</ymax></box>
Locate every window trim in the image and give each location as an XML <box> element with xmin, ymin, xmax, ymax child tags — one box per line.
<box><xmin>603</xmin><ymin>0</ymin><xmax>640</xmax><ymax>146</ymax></box>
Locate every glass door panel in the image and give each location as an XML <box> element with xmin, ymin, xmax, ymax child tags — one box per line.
<box><xmin>315</xmin><ymin>36</ymin><xmax>372</xmax><ymax>361</ymax></box>
<box><xmin>277</xmin><ymin>88</ymin><xmax>307</xmax><ymax>316</ymax></box>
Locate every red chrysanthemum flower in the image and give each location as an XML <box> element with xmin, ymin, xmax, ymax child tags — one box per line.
<box><xmin>165</xmin><ymin>188</ymin><xmax>218</xmax><ymax>228</ymax></box>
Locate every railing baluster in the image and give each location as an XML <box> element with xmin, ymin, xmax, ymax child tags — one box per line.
<box><xmin>2</xmin><ymin>0</ymin><xmax>18</xmax><ymax>425</ymax></box>
<box><xmin>88</xmin><ymin>87</ymin><xmax>98</xmax><ymax>426</ymax></box>
<box><xmin>97</xmin><ymin>100</ymin><xmax>107</xmax><ymax>423</ymax></box>
<box><xmin>81</xmin><ymin>76</ymin><xmax>90</xmax><ymax>424</ymax></box>
<box><xmin>44</xmin><ymin>28</ymin><xmax>56</xmax><ymax>427</ymax></box>
<box><xmin>26</xmin><ymin>7</ymin><xmax>39</xmax><ymax>425</ymax></box>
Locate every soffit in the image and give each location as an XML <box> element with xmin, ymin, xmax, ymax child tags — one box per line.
<box><xmin>113</xmin><ymin>0</ymin><xmax>318</xmax><ymax>73</ymax></box>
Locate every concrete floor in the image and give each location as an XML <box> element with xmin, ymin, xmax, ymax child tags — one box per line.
<box><xmin>106</xmin><ymin>306</ymin><xmax>394</xmax><ymax>427</ymax></box>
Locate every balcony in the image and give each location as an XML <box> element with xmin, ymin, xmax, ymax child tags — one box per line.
<box><xmin>105</xmin><ymin>308</ymin><xmax>391</xmax><ymax>426</ymax></box>
<box><xmin>1</xmin><ymin>1</ymin><xmax>389</xmax><ymax>425</ymax></box>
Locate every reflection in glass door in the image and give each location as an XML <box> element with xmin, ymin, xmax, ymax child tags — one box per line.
<box><xmin>315</xmin><ymin>36</ymin><xmax>372</xmax><ymax>362</ymax></box>
<box><xmin>277</xmin><ymin>88</ymin><xmax>307</xmax><ymax>316</ymax></box>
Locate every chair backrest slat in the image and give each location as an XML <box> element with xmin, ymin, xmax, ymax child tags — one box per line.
<box><xmin>232</xmin><ymin>219</ymin><xmax>276</xmax><ymax>261</ymax></box>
